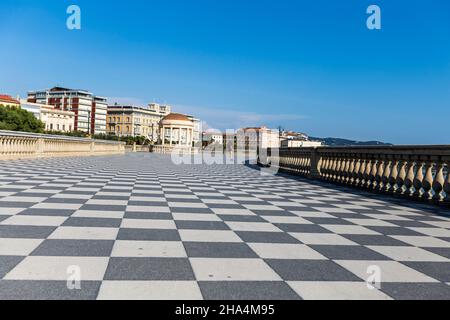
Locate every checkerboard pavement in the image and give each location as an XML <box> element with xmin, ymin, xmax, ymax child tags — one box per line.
<box><xmin>1</xmin><ymin>153</ymin><xmax>450</xmax><ymax>300</ymax></box>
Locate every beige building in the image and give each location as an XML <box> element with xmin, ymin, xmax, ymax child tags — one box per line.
<box><xmin>237</xmin><ymin>126</ymin><xmax>280</xmax><ymax>149</ymax></box>
<box><xmin>107</xmin><ymin>104</ymin><xmax>171</xmax><ymax>141</ymax></box>
<box><xmin>160</xmin><ymin>113</ymin><xmax>196</xmax><ymax>146</ymax></box>
<box><xmin>0</xmin><ymin>95</ymin><xmax>20</xmax><ymax>107</ymax></box>
<box><xmin>20</xmin><ymin>100</ymin><xmax>75</xmax><ymax>132</ymax></box>
<box><xmin>41</xmin><ymin>106</ymin><xmax>75</xmax><ymax>132</ymax></box>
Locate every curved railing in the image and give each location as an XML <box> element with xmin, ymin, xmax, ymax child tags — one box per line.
<box><xmin>0</xmin><ymin>130</ymin><xmax>126</xmax><ymax>160</ymax></box>
<box><xmin>264</xmin><ymin>146</ymin><xmax>450</xmax><ymax>206</ymax></box>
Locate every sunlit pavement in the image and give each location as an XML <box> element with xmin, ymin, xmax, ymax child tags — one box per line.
<box><xmin>0</xmin><ymin>153</ymin><xmax>450</xmax><ymax>300</ymax></box>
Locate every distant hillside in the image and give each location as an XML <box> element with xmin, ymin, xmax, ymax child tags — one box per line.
<box><xmin>309</xmin><ymin>137</ymin><xmax>392</xmax><ymax>147</ymax></box>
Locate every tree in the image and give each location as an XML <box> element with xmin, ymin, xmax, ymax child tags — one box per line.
<box><xmin>0</xmin><ymin>105</ymin><xmax>45</xmax><ymax>133</ymax></box>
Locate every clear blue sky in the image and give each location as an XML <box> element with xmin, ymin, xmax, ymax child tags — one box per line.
<box><xmin>1</xmin><ymin>0</ymin><xmax>449</xmax><ymax>144</ymax></box>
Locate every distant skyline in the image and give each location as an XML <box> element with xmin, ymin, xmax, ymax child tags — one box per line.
<box><xmin>1</xmin><ymin>0</ymin><xmax>449</xmax><ymax>144</ymax></box>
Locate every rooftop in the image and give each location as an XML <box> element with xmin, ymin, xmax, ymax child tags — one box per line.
<box><xmin>0</xmin><ymin>94</ymin><xmax>20</xmax><ymax>104</ymax></box>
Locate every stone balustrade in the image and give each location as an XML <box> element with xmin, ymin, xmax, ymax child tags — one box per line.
<box><xmin>0</xmin><ymin>130</ymin><xmax>126</xmax><ymax>160</ymax></box>
<box><xmin>262</xmin><ymin>146</ymin><xmax>450</xmax><ymax>206</ymax></box>
<box><xmin>150</xmin><ymin>145</ymin><xmax>200</xmax><ymax>155</ymax></box>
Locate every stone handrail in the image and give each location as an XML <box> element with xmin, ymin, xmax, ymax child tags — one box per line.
<box><xmin>262</xmin><ymin>146</ymin><xmax>450</xmax><ymax>206</ymax></box>
<box><xmin>0</xmin><ymin>130</ymin><xmax>126</xmax><ymax>160</ymax></box>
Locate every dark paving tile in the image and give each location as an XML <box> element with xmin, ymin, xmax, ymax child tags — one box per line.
<box><xmin>31</xmin><ymin>240</ymin><xmax>114</xmax><ymax>257</ymax></box>
<box><xmin>205</xmin><ymin>203</ymin><xmax>247</xmax><ymax>209</ymax></box>
<box><xmin>175</xmin><ymin>221</ymin><xmax>230</xmax><ymax>230</ymax></box>
<box><xmin>343</xmin><ymin>234</ymin><xmax>411</xmax><ymax>246</ymax></box>
<box><xmin>310</xmin><ymin>245</ymin><xmax>391</xmax><ymax>260</ymax></box>
<box><xmin>117</xmin><ymin>228</ymin><xmax>181</xmax><ymax>241</ymax></box>
<box><xmin>0</xmin><ymin>280</ymin><xmax>101</xmax><ymax>300</ymax></box>
<box><xmin>184</xmin><ymin>242</ymin><xmax>258</xmax><ymax>258</ymax></box>
<box><xmin>0</xmin><ymin>256</ymin><xmax>24</xmax><ymax>278</ymax></box>
<box><xmin>127</xmin><ymin>201</ymin><xmax>168</xmax><ymax>207</ymax></box>
<box><xmin>80</xmin><ymin>204</ymin><xmax>127</xmax><ymax>212</ymax></box>
<box><xmin>388</xmin><ymin>220</ymin><xmax>437</xmax><ymax>228</ymax></box>
<box><xmin>0</xmin><ymin>202</ymin><xmax>33</xmax><ymax>208</ymax></box>
<box><xmin>14</xmin><ymin>193</ymin><xmax>55</xmax><ymax>198</ymax></box>
<box><xmin>18</xmin><ymin>208</ymin><xmax>76</xmax><ymax>217</ymax></box>
<box><xmin>199</xmin><ymin>281</ymin><xmax>301</xmax><ymax>300</ymax></box>
<box><xmin>170</xmin><ymin>207</ymin><xmax>213</xmax><ymax>214</ymax></box>
<box><xmin>104</xmin><ymin>257</ymin><xmax>195</xmax><ymax>280</ymax></box>
<box><xmin>275</xmin><ymin>223</ymin><xmax>332</xmax><ymax>234</ymax></box>
<box><xmin>63</xmin><ymin>217</ymin><xmax>122</xmax><ymax>228</ymax></box>
<box><xmin>402</xmin><ymin>262</ymin><xmax>450</xmax><ymax>282</ymax></box>
<box><xmin>252</xmin><ymin>210</ymin><xmax>297</xmax><ymax>217</ymax></box>
<box><xmin>42</xmin><ymin>198</ymin><xmax>87</xmax><ymax>204</ymax></box>
<box><xmin>426</xmin><ymin>247</ymin><xmax>450</xmax><ymax>259</ymax></box>
<box><xmin>0</xmin><ymin>225</ymin><xmax>56</xmax><ymax>239</ymax></box>
<box><xmin>91</xmin><ymin>195</ymin><xmax>130</xmax><ymax>201</ymax></box>
<box><xmin>236</xmin><ymin>231</ymin><xmax>300</xmax><ymax>244</ymax></box>
<box><xmin>304</xmin><ymin>217</ymin><xmax>355</xmax><ymax>225</ymax></box>
<box><xmin>124</xmin><ymin>212</ymin><xmax>173</xmax><ymax>220</ymax></box>
<box><xmin>381</xmin><ymin>283</ymin><xmax>450</xmax><ymax>300</ymax></box>
<box><xmin>219</xmin><ymin>215</ymin><xmax>267</xmax><ymax>223</ymax></box>
<box><xmin>367</xmin><ymin>226</ymin><xmax>425</xmax><ymax>236</ymax></box>
<box><xmin>266</xmin><ymin>259</ymin><xmax>361</xmax><ymax>281</ymax></box>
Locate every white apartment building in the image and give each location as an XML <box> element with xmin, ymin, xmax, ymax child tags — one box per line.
<box><xmin>27</xmin><ymin>87</ymin><xmax>107</xmax><ymax>135</ymax></box>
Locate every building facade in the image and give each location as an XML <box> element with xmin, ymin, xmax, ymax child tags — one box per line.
<box><xmin>27</xmin><ymin>87</ymin><xmax>107</xmax><ymax>135</ymax></box>
<box><xmin>106</xmin><ymin>103</ymin><xmax>171</xmax><ymax>141</ymax></box>
<box><xmin>0</xmin><ymin>95</ymin><xmax>20</xmax><ymax>107</ymax></box>
<box><xmin>203</xmin><ymin>130</ymin><xmax>224</xmax><ymax>145</ymax></box>
<box><xmin>237</xmin><ymin>126</ymin><xmax>280</xmax><ymax>150</ymax></box>
<box><xmin>20</xmin><ymin>100</ymin><xmax>75</xmax><ymax>132</ymax></box>
<box><xmin>281</xmin><ymin>140</ymin><xmax>323</xmax><ymax>148</ymax></box>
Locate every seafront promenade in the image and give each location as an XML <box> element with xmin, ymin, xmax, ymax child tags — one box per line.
<box><xmin>0</xmin><ymin>153</ymin><xmax>449</xmax><ymax>300</ymax></box>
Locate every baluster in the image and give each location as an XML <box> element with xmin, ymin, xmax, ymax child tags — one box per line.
<box><xmin>338</xmin><ymin>156</ymin><xmax>345</xmax><ymax>183</ymax></box>
<box><xmin>363</xmin><ymin>157</ymin><xmax>373</xmax><ymax>189</ymax></box>
<box><xmin>381</xmin><ymin>159</ymin><xmax>392</xmax><ymax>193</ymax></box>
<box><xmin>328</xmin><ymin>156</ymin><xmax>334</xmax><ymax>181</ymax></box>
<box><xmin>336</xmin><ymin>156</ymin><xmax>344</xmax><ymax>183</ymax></box>
<box><xmin>395</xmin><ymin>159</ymin><xmax>408</xmax><ymax>194</ymax></box>
<box><xmin>329</xmin><ymin>156</ymin><xmax>336</xmax><ymax>182</ymax></box>
<box><xmin>374</xmin><ymin>159</ymin><xmax>385</xmax><ymax>192</ymax></box>
<box><xmin>432</xmin><ymin>161</ymin><xmax>445</xmax><ymax>203</ymax></box>
<box><xmin>388</xmin><ymin>158</ymin><xmax>399</xmax><ymax>193</ymax></box>
<box><xmin>444</xmin><ymin>162</ymin><xmax>450</xmax><ymax>204</ymax></box>
<box><xmin>413</xmin><ymin>161</ymin><xmax>425</xmax><ymax>199</ymax></box>
<box><xmin>403</xmin><ymin>159</ymin><xmax>416</xmax><ymax>197</ymax></box>
<box><xmin>367</xmin><ymin>158</ymin><xmax>378</xmax><ymax>190</ymax></box>
<box><xmin>342</xmin><ymin>156</ymin><xmax>350</xmax><ymax>184</ymax></box>
<box><xmin>346</xmin><ymin>158</ymin><xmax>355</xmax><ymax>185</ymax></box>
<box><xmin>323</xmin><ymin>156</ymin><xmax>330</xmax><ymax>180</ymax></box>
<box><xmin>352</xmin><ymin>159</ymin><xmax>361</xmax><ymax>187</ymax></box>
<box><xmin>357</xmin><ymin>158</ymin><xmax>367</xmax><ymax>188</ymax></box>
<box><xmin>422</xmin><ymin>160</ymin><xmax>435</xmax><ymax>201</ymax></box>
